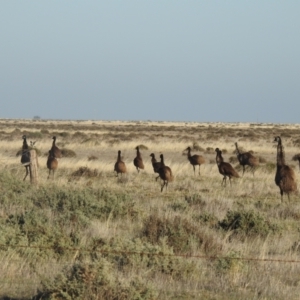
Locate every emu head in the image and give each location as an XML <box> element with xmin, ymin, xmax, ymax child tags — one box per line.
<box><xmin>274</xmin><ymin>136</ymin><xmax>281</xmax><ymax>144</ymax></box>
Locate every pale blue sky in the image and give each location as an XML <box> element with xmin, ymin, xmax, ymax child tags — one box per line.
<box><xmin>1</xmin><ymin>1</ymin><xmax>299</xmax><ymax>123</ymax></box>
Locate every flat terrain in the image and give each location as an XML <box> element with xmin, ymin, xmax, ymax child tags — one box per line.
<box><xmin>0</xmin><ymin>118</ymin><xmax>300</xmax><ymax>299</ymax></box>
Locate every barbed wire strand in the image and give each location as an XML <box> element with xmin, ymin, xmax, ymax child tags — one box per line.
<box><xmin>1</xmin><ymin>243</ymin><xmax>300</xmax><ymax>264</ymax></box>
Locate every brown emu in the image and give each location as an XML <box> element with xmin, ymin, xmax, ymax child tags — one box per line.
<box><xmin>185</xmin><ymin>146</ymin><xmax>205</xmax><ymax>175</ymax></box>
<box><xmin>114</xmin><ymin>150</ymin><xmax>127</xmax><ymax>177</ymax></box>
<box><xmin>51</xmin><ymin>136</ymin><xmax>62</xmax><ymax>158</ymax></box>
<box><xmin>274</xmin><ymin>136</ymin><xmax>297</xmax><ymax>202</ymax></box>
<box><xmin>150</xmin><ymin>153</ymin><xmax>163</xmax><ymax>181</ymax></box>
<box><xmin>235</xmin><ymin>142</ymin><xmax>259</xmax><ymax>175</ymax></box>
<box><xmin>133</xmin><ymin>146</ymin><xmax>144</xmax><ymax>173</ymax></box>
<box><xmin>157</xmin><ymin>154</ymin><xmax>174</xmax><ymax>192</ymax></box>
<box><xmin>21</xmin><ymin>135</ymin><xmax>31</xmax><ymax>181</ymax></box>
<box><xmin>215</xmin><ymin>148</ymin><xmax>239</xmax><ymax>186</ymax></box>
<box><xmin>47</xmin><ymin>150</ymin><xmax>58</xmax><ymax>179</ymax></box>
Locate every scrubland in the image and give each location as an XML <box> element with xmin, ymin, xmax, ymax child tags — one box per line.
<box><xmin>1</xmin><ymin>118</ymin><xmax>300</xmax><ymax>299</ymax></box>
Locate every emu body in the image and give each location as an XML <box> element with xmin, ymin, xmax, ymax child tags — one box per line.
<box><xmin>114</xmin><ymin>150</ymin><xmax>127</xmax><ymax>177</ymax></box>
<box><xmin>150</xmin><ymin>153</ymin><xmax>163</xmax><ymax>181</ymax></box>
<box><xmin>234</xmin><ymin>142</ymin><xmax>259</xmax><ymax>175</ymax></box>
<box><xmin>51</xmin><ymin>136</ymin><xmax>62</xmax><ymax>158</ymax></box>
<box><xmin>47</xmin><ymin>150</ymin><xmax>58</xmax><ymax>179</ymax></box>
<box><xmin>157</xmin><ymin>154</ymin><xmax>174</xmax><ymax>192</ymax></box>
<box><xmin>274</xmin><ymin>136</ymin><xmax>297</xmax><ymax>202</ymax></box>
<box><xmin>215</xmin><ymin>148</ymin><xmax>239</xmax><ymax>186</ymax></box>
<box><xmin>21</xmin><ymin>135</ymin><xmax>31</xmax><ymax>181</ymax></box>
<box><xmin>185</xmin><ymin>146</ymin><xmax>205</xmax><ymax>175</ymax></box>
<box><xmin>133</xmin><ymin>146</ymin><xmax>144</xmax><ymax>173</ymax></box>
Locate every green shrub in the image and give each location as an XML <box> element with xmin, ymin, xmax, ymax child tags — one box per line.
<box><xmin>71</xmin><ymin>167</ymin><xmax>99</xmax><ymax>178</ymax></box>
<box><xmin>98</xmin><ymin>237</ymin><xmax>196</xmax><ymax>281</ymax></box>
<box><xmin>264</xmin><ymin>162</ymin><xmax>276</xmax><ymax>172</ymax></box>
<box><xmin>61</xmin><ymin>148</ymin><xmax>77</xmax><ymax>157</ymax></box>
<box><xmin>37</xmin><ymin>258</ymin><xmax>158</xmax><ymax>300</ymax></box>
<box><xmin>184</xmin><ymin>194</ymin><xmax>206</xmax><ymax>207</ymax></box>
<box><xmin>194</xmin><ymin>212</ymin><xmax>218</xmax><ymax>228</ymax></box>
<box><xmin>216</xmin><ymin>251</ymin><xmax>244</xmax><ymax>274</ymax></box>
<box><xmin>142</xmin><ymin>214</ymin><xmax>222</xmax><ymax>255</ymax></box>
<box><xmin>218</xmin><ymin>210</ymin><xmax>279</xmax><ymax>238</ymax></box>
<box><xmin>33</xmin><ymin>187</ymin><xmax>137</xmax><ymax>222</ymax></box>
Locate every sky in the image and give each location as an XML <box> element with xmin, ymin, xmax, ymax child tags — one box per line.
<box><xmin>1</xmin><ymin>1</ymin><xmax>300</xmax><ymax>123</ymax></box>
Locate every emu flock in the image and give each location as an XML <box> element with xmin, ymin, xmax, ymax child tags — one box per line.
<box><xmin>20</xmin><ymin>135</ymin><xmax>297</xmax><ymax>200</ymax></box>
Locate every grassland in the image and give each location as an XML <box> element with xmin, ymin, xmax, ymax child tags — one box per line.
<box><xmin>1</xmin><ymin>118</ymin><xmax>300</xmax><ymax>299</ymax></box>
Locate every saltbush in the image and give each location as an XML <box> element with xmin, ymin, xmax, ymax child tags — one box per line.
<box><xmin>218</xmin><ymin>210</ymin><xmax>280</xmax><ymax>238</ymax></box>
<box><xmin>142</xmin><ymin>213</ymin><xmax>222</xmax><ymax>256</ymax></box>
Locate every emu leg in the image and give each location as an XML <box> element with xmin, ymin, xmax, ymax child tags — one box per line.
<box><xmin>23</xmin><ymin>166</ymin><xmax>29</xmax><ymax>181</ymax></box>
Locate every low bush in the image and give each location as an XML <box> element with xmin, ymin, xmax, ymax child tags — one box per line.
<box><xmin>218</xmin><ymin>210</ymin><xmax>280</xmax><ymax>238</ymax></box>
<box><xmin>142</xmin><ymin>213</ymin><xmax>222</xmax><ymax>256</ymax></box>
<box><xmin>37</xmin><ymin>258</ymin><xmax>158</xmax><ymax>299</ymax></box>
<box><xmin>61</xmin><ymin>148</ymin><xmax>77</xmax><ymax>157</ymax></box>
<box><xmin>71</xmin><ymin>167</ymin><xmax>99</xmax><ymax>178</ymax></box>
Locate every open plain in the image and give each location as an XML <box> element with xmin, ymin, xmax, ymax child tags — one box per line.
<box><xmin>1</xmin><ymin>118</ymin><xmax>300</xmax><ymax>299</ymax></box>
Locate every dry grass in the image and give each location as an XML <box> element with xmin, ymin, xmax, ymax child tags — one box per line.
<box><xmin>1</xmin><ymin>118</ymin><xmax>300</xmax><ymax>299</ymax></box>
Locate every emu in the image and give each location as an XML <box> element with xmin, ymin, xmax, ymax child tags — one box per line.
<box><xmin>21</xmin><ymin>135</ymin><xmax>31</xmax><ymax>181</ymax></box>
<box><xmin>51</xmin><ymin>136</ymin><xmax>62</xmax><ymax>158</ymax></box>
<box><xmin>157</xmin><ymin>154</ymin><xmax>174</xmax><ymax>192</ymax></box>
<box><xmin>274</xmin><ymin>136</ymin><xmax>297</xmax><ymax>202</ymax></box>
<box><xmin>215</xmin><ymin>148</ymin><xmax>239</xmax><ymax>186</ymax></box>
<box><xmin>133</xmin><ymin>146</ymin><xmax>144</xmax><ymax>173</ymax></box>
<box><xmin>47</xmin><ymin>150</ymin><xmax>58</xmax><ymax>179</ymax></box>
<box><xmin>114</xmin><ymin>150</ymin><xmax>127</xmax><ymax>177</ymax></box>
<box><xmin>150</xmin><ymin>153</ymin><xmax>163</xmax><ymax>181</ymax></box>
<box><xmin>185</xmin><ymin>146</ymin><xmax>205</xmax><ymax>175</ymax></box>
<box><xmin>234</xmin><ymin>142</ymin><xmax>259</xmax><ymax>176</ymax></box>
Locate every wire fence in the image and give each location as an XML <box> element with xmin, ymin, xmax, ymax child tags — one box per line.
<box><xmin>1</xmin><ymin>243</ymin><xmax>300</xmax><ymax>264</ymax></box>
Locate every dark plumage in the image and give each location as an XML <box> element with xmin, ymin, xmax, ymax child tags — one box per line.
<box><xmin>21</xmin><ymin>135</ymin><xmax>31</xmax><ymax>181</ymax></box>
<box><xmin>150</xmin><ymin>153</ymin><xmax>163</xmax><ymax>181</ymax></box>
<box><xmin>274</xmin><ymin>136</ymin><xmax>297</xmax><ymax>202</ymax></box>
<box><xmin>215</xmin><ymin>148</ymin><xmax>239</xmax><ymax>186</ymax></box>
<box><xmin>114</xmin><ymin>150</ymin><xmax>127</xmax><ymax>177</ymax></box>
<box><xmin>47</xmin><ymin>150</ymin><xmax>58</xmax><ymax>179</ymax></box>
<box><xmin>235</xmin><ymin>142</ymin><xmax>259</xmax><ymax>175</ymax></box>
<box><xmin>51</xmin><ymin>136</ymin><xmax>62</xmax><ymax>159</ymax></box>
<box><xmin>133</xmin><ymin>146</ymin><xmax>144</xmax><ymax>173</ymax></box>
<box><xmin>185</xmin><ymin>146</ymin><xmax>205</xmax><ymax>175</ymax></box>
<box><xmin>157</xmin><ymin>154</ymin><xmax>174</xmax><ymax>192</ymax></box>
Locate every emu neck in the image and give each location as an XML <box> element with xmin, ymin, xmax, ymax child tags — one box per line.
<box><xmin>276</xmin><ymin>141</ymin><xmax>285</xmax><ymax>167</ymax></box>
<box><xmin>216</xmin><ymin>152</ymin><xmax>223</xmax><ymax>165</ymax></box>
<box><xmin>23</xmin><ymin>139</ymin><xmax>29</xmax><ymax>150</ymax></box>
<box><xmin>235</xmin><ymin>144</ymin><xmax>240</xmax><ymax>155</ymax></box>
